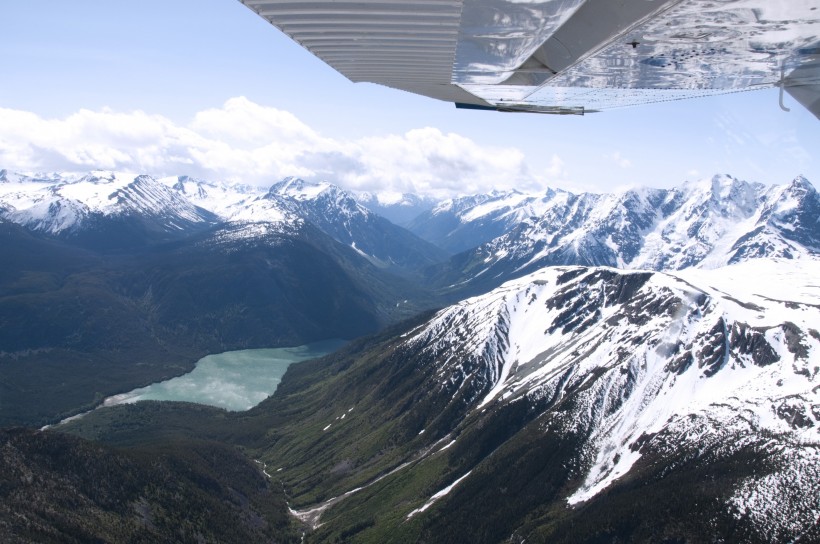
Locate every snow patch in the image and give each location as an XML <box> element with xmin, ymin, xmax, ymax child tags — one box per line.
<box><xmin>406</xmin><ymin>471</ymin><xmax>473</xmax><ymax>519</ymax></box>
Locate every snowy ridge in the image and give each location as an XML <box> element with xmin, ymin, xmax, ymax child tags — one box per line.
<box><xmin>163</xmin><ymin>175</ymin><xmax>388</xmax><ymax>245</ymax></box>
<box><xmin>405</xmin><ymin>259</ymin><xmax>820</xmax><ymax>519</ymax></box>
<box><xmin>457</xmin><ymin>188</ymin><xmax>562</xmax><ymax>225</ymax></box>
<box><xmin>0</xmin><ymin>171</ymin><xmax>215</xmax><ymax>234</ymax></box>
<box><xmin>161</xmin><ymin>176</ymin><xmax>316</xmax><ymax>229</ymax></box>
<box><xmin>354</xmin><ymin>190</ymin><xmax>437</xmax><ymax>226</ymax></box>
<box><xmin>0</xmin><ymin>171</ymin><xmax>351</xmax><ymax>238</ymax></box>
<box><xmin>407</xmin><ymin>189</ymin><xmax>569</xmax><ymax>253</ymax></box>
<box><xmin>159</xmin><ymin>175</ymin><xmax>261</xmax><ymax>219</ymax></box>
<box><xmin>0</xmin><ymin>170</ymin><xmax>444</xmax><ymax>272</ymax></box>
<box><xmin>201</xmin><ymin>219</ymin><xmax>306</xmax><ymax>250</ymax></box>
<box><xmin>418</xmin><ymin>175</ymin><xmax>820</xmax><ymax>284</ymax></box>
<box><xmin>258</xmin><ymin>177</ymin><xmax>447</xmax><ymax>271</ymax></box>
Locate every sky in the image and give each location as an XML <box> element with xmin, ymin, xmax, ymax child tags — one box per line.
<box><xmin>1</xmin><ymin>0</ymin><xmax>818</xmax><ymax>197</ymax></box>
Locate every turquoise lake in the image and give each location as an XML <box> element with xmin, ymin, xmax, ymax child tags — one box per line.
<box><xmin>102</xmin><ymin>339</ymin><xmax>346</xmax><ymax>411</ymax></box>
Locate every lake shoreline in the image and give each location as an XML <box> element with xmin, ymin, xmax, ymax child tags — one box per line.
<box><xmin>42</xmin><ymin>339</ymin><xmax>346</xmax><ymax>430</ymax></box>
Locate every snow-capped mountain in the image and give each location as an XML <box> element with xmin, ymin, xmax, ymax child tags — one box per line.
<box><xmin>355</xmin><ymin>190</ymin><xmax>438</xmax><ymax>226</ymax></box>
<box><xmin>411</xmin><ymin>261</ymin><xmax>818</xmax><ymax>501</ymax></box>
<box><xmin>253</xmin><ymin>258</ymin><xmax>820</xmax><ymax>542</ymax></box>
<box><xmin>414</xmin><ymin>260</ymin><xmax>820</xmax><ymax>538</ymax></box>
<box><xmin>161</xmin><ymin>175</ymin><xmax>448</xmax><ymax>274</ymax></box>
<box><xmin>262</xmin><ymin>178</ymin><xmax>447</xmax><ymax>272</ymax></box>
<box><xmin>6</xmin><ymin>165</ymin><xmax>819</xmax><ymax>540</ymax></box>
<box><xmin>407</xmin><ymin>189</ymin><xmax>568</xmax><ymax>253</ymax></box>
<box><xmin>1</xmin><ymin>171</ymin><xmax>446</xmax><ymax>274</ymax></box>
<box><xmin>429</xmin><ymin>175</ymin><xmax>820</xmax><ymax>294</ymax></box>
<box><xmin>264</xmin><ymin>176</ymin><xmax>368</xmax><ymax>231</ymax></box>
<box><xmin>632</xmin><ymin>174</ymin><xmax>820</xmax><ymax>269</ymax></box>
<box><xmin>0</xmin><ymin>171</ymin><xmax>217</xmax><ymax>244</ymax></box>
<box><xmin>188</xmin><ymin>177</ymin><xmax>448</xmax><ymax>275</ymax></box>
<box><xmin>161</xmin><ymin>175</ymin><xmax>262</xmax><ymax>218</ymax></box>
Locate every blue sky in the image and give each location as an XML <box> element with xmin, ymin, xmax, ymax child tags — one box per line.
<box><xmin>1</xmin><ymin>0</ymin><xmax>817</xmax><ymax>195</ymax></box>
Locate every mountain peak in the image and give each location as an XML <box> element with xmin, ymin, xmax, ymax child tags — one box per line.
<box><xmin>424</xmin><ymin>174</ymin><xmax>820</xmax><ymax>294</ymax></box>
<box><xmin>267</xmin><ymin>177</ymin><xmax>335</xmax><ymax>201</ymax></box>
<box><xmin>0</xmin><ymin>170</ymin><xmax>217</xmax><ymax>240</ymax></box>
<box><xmin>409</xmin><ymin>260</ymin><xmax>820</xmax><ymax>496</ymax></box>
<box><xmin>710</xmin><ymin>172</ymin><xmax>738</xmax><ymax>192</ymax></box>
<box><xmin>172</xmin><ymin>175</ymin><xmax>205</xmax><ymax>193</ymax></box>
<box><xmin>265</xmin><ymin>178</ymin><xmax>372</xmax><ymax>222</ymax></box>
<box><xmin>769</xmin><ymin>175</ymin><xmax>818</xmax><ymax>210</ymax></box>
<box><xmin>787</xmin><ymin>174</ymin><xmax>816</xmax><ymax>194</ymax></box>
<box><xmin>75</xmin><ymin>170</ymin><xmax>125</xmax><ymax>185</ymax></box>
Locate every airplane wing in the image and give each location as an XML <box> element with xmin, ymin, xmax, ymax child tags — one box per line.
<box><xmin>238</xmin><ymin>0</ymin><xmax>820</xmax><ymax>118</ymax></box>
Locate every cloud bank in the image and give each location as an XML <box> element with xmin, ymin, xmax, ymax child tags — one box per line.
<box><xmin>0</xmin><ymin>97</ymin><xmax>554</xmax><ymax>197</ymax></box>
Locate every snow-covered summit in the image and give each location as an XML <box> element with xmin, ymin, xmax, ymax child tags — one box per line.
<box><xmin>354</xmin><ymin>190</ymin><xmax>438</xmax><ymax>226</ymax></box>
<box><xmin>262</xmin><ymin>178</ymin><xmax>447</xmax><ymax>271</ymax></box>
<box><xmin>403</xmin><ymin>258</ymin><xmax>819</xmax><ymax>520</ymax></box>
<box><xmin>160</xmin><ymin>175</ymin><xmax>262</xmax><ymax>219</ymax></box>
<box><xmin>266</xmin><ymin>176</ymin><xmax>336</xmax><ymax>201</ymax></box>
<box><xmin>0</xmin><ymin>171</ymin><xmax>216</xmax><ymax>235</ymax></box>
<box><xmin>438</xmin><ymin>175</ymin><xmax>820</xmax><ymax>292</ymax></box>
<box><xmin>265</xmin><ymin>177</ymin><xmax>367</xmax><ymax>220</ymax></box>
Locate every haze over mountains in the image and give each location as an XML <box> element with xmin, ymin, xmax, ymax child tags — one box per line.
<box><xmin>1</xmin><ymin>168</ymin><xmax>819</xmax><ymax>542</ymax></box>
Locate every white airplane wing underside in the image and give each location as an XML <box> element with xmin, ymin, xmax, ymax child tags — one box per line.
<box><xmin>239</xmin><ymin>0</ymin><xmax>820</xmax><ymax>117</ymax></box>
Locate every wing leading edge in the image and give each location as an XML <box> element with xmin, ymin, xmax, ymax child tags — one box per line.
<box><xmin>239</xmin><ymin>0</ymin><xmax>820</xmax><ymax>118</ymax></box>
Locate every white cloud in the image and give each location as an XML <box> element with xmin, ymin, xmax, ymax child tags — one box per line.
<box><xmin>543</xmin><ymin>154</ymin><xmax>568</xmax><ymax>180</ymax></box>
<box><xmin>0</xmin><ymin>98</ymin><xmax>554</xmax><ymax>197</ymax></box>
<box><xmin>604</xmin><ymin>151</ymin><xmax>632</xmax><ymax>169</ymax></box>
<box><xmin>190</xmin><ymin>97</ymin><xmax>321</xmax><ymax>147</ymax></box>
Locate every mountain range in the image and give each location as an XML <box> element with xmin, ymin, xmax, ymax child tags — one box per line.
<box><xmin>0</xmin><ymin>170</ymin><xmax>218</xmax><ymax>250</ymax></box>
<box><xmin>0</xmin><ymin>171</ymin><xmax>438</xmax><ymax>426</ymax></box>
<box><xmin>417</xmin><ymin>174</ymin><xmax>820</xmax><ymax>296</ymax></box>
<box><xmin>1</xmin><ymin>168</ymin><xmax>819</xmax><ymax>542</ymax></box>
<box><xmin>5</xmin><ymin>170</ymin><xmax>817</xmax><ymax>285</ymax></box>
<box><xmin>59</xmin><ymin>259</ymin><xmax>820</xmax><ymax>543</ymax></box>
<box><xmin>0</xmin><ymin>171</ymin><xmax>445</xmax><ymax>276</ymax></box>
<box><xmin>262</xmin><ymin>259</ymin><xmax>819</xmax><ymax>542</ymax></box>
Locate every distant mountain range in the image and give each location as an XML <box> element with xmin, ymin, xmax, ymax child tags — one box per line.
<box><xmin>414</xmin><ymin>174</ymin><xmax>820</xmax><ymax>295</ymax></box>
<box><xmin>406</xmin><ymin>188</ymin><xmax>558</xmax><ymax>253</ymax></box>
<box><xmin>354</xmin><ymin>190</ymin><xmax>439</xmax><ymax>227</ymax></box>
<box><xmin>5</xmin><ymin>170</ymin><xmax>817</xmax><ymax>283</ymax></box>
<box><xmin>0</xmin><ymin>171</ymin><xmax>218</xmax><ymax>250</ymax></box>
<box><xmin>2</xmin><ymin>168</ymin><xmax>819</xmax><ymax>542</ymax></box>
<box><xmin>0</xmin><ymin>170</ymin><xmax>445</xmax><ymax>276</ymax></box>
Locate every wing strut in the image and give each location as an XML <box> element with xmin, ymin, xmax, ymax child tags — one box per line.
<box><xmin>779</xmin><ymin>66</ymin><xmax>791</xmax><ymax>113</ymax></box>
